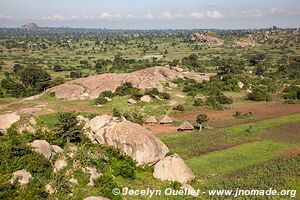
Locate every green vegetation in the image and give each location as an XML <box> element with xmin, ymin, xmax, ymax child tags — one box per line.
<box><xmin>187</xmin><ymin>141</ymin><xmax>295</xmax><ymax>178</ymax></box>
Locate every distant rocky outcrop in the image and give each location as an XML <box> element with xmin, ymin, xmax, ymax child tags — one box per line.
<box><xmin>153</xmin><ymin>154</ymin><xmax>195</xmax><ymax>183</ymax></box>
<box><xmin>20</xmin><ymin>23</ymin><xmax>41</xmax><ymax>31</ymax></box>
<box><xmin>83</xmin><ymin>115</ymin><xmax>169</xmax><ymax>166</ymax></box>
<box><xmin>191</xmin><ymin>32</ymin><xmax>224</xmax><ymax>46</ymax></box>
<box><xmin>235</xmin><ymin>38</ymin><xmax>256</xmax><ymax>47</ymax></box>
<box><xmin>47</xmin><ymin>66</ymin><xmax>214</xmax><ymax>100</ymax></box>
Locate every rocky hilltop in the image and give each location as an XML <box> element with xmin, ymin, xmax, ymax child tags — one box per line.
<box><xmin>191</xmin><ymin>32</ymin><xmax>224</xmax><ymax>46</ymax></box>
<box><xmin>21</xmin><ymin>23</ymin><xmax>41</xmax><ymax>31</ymax></box>
<box><xmin>47</xmin><ymin>66</ymin><xmax>213</xmax><ymax>100</ymax></box>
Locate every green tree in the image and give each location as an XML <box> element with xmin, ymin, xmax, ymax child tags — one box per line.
<box><xmin>196</xmin><ymin>114</ymin><xmax>209</xmax><ymax>132</ymax></box>
<box><xmin>56</xmin><ymin>112</ymin><xmax>83</xmax><ymax>144</ymax></box>
<box><xmin>20</xmin><ymin>66</ymin><xmax>51</xmax><ymax>93</ymax></box>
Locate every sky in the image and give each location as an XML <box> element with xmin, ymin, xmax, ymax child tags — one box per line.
<box><xmin>0</xmin><ymin>0</ymin><xmax>299</xmax><ymax>29</ymax></box>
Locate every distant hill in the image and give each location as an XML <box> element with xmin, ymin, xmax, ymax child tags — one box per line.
<box><xmin>20</xmin><ymin>23</ymin><xmax>41</xmax><ymax>31</ymax></box>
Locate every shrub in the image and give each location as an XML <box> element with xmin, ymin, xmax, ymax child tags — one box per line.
<box><xmin>100</xmin><ymin>91</ymin><xmax>115</xmax><ymax>98</ymax></box>
<box><xmin>94</xmin><ymin>174</ymin><xmax>121</xmax><ymax>200</ymax></box>
<box><xmin>173</xmin><ymin>104</ymin><xmax>185</xmax><ymax>112</ymax></box>
<box><xmin>70</xmin><ymin>71</ymin><xmax>82</xmax><ymax>79</ymax></box>
<box><xmin>205</xmin><ymin>97</ymin><xmax>223</xmax><ymax>110</ymax></box>
<box><xmin>95</xmin><ymin>97</ymin><xmax>108</xmax><ymax>105</ymax></box>
<box><xmin>159</xmin><ymin>92</ymin><xmax>170</xmax><ymax>99</ymax></box>
<box><xmin>248</xmin><ymin>88</ymin><xmax>272</xmax><ymax>102</ymax></box>
<box><xmin>193</xmin><ymin>99</ymin><xmax>205</xmax><ymax>106</ymax></box>
<box><xmin>145</xmin><ymin>88</ymin><xmax>159</xmax><ymax>97</ymax></box>
<box><xmin>113</xmin><ymin>108</ymin><xmax>144</xmax><ymax>125</ymax></box>
<box><xmin>56</xmin><ymin>112</ymin><xmax>84</xmax><ymax>144</ymax></box>
<box><xmin>115</xmin><ymin>82</ymin><xmax>140</xmax><ymax>96</ymax></box>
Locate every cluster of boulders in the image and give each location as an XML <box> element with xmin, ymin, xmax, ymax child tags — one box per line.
<box><xmin>79</xmin><ymin>114</ymin><xmax>196</xmax><ymax>185</ymax></box>
<box><xmin>3</xmin><ymin>111</ymin><xmax>196</xmax><ymax>197</ymax></box>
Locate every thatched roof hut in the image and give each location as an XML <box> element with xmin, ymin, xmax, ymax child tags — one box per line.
<box><xmin>160</xmin><ymin>115</ymin><xmax>173</xmax><ymax>125</ymax></box>
<box><xmin>145</xmin><ymin>116</ymin><xmax>158</xmax><ymax>124</ymax></box>
<box><xmin>177</xmin><ymin>121</ymin><xmax>194</xmax><ymax>131</ymax></box>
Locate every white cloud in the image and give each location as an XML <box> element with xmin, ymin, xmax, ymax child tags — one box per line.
<box><xmin>0</xmin><ymin>14</ymin><xmax>13</xmax><ymax>20</ymax></box>
<box><xmin>207</xmin><ymin>10</ymin><xmax>225</xmax><ymax>18</ymax></box>
<box><xmin>270</xmin><ymin>8</ymin><xmax>285</xmax><ymax>14</ymax></box>
<box><xmin>43</xmin><ymin>14</ymin><xmax>66</xmax><ymax>21</ymax></box>
<box><xmin>162</xmin><ymin>11</ymin><xmax>173</xmax><ymax>19</ymax></box>
<box><xmin>189</xmin><ymin>12</ymin><xmax>204</xmax><ymax>19</ymax></box>
<box><xmin>42</xmin><ymin>10</ymin><xmax>229</xmax><ymax>21</ymax></box>
<box><xmin>97</xmin><ymin>12</ymin><xmax>126</xmax><ymax>20</ymax></box>
<box><xmin>240</xmin><ymin>9</ymin><xmax>265</xmax><ymax>18</ymax></box>
<box><xmin>143</xmin><ymin>14</ymin><xmax>155</xmax><ymax>19</ymax></box>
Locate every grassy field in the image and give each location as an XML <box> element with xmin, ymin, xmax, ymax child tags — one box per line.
<box><xmin>186</xmin><ymin>140</ymin><xmax>296</xmax><ymax>179</ymax></box>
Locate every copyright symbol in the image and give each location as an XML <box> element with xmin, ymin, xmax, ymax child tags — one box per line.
<box><xmin>112</xmin><ymin>188</ymin><xmax>121</xmax><ymax>195</ymax></box>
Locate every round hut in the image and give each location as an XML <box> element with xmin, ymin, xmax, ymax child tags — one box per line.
<box><xmin>177</xmin><ymin>121</ymin><xmax>194</xmax><ymax>131</ymax></box>
<box><xmin>160</xmin><ymin>115</ymin><xmax>173</xmax><ymax>125</ymax></box>
<box><xmin>145</xmin><ymin>116</ymin><xmax>158</xmax><ymax>125</ymax></box>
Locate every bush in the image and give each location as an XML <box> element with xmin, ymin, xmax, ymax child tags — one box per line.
<box><xmin>70</xmin><ymin>71</ymin><xmax>82</xmax><ymax>79</ymax></box>
<box><xmin>115</xmin><ymin>82</ymin><xmax>140</xmax><ymax>96</ymax></box>
<box><xmin>56</xmin><ymin>112</ymin><xmax>84</xmax><ymax>144</ymax></box>
<box><xmin>95</xmin><ymin>97</ymin><xmax>108</xmax><ymax>105</ymax></box>
<box><xmin>173</xmin><ymin>104</ymin><xmax>185</xmax><ymax>112</ymax></box>
<box><xmin>248</xmin><ymin>88</ymin><xmax>272</xmax><ymax>102</ymax></box>
<box><xmin>100</xmin><ymin>91</ymin><xmax>115</xmax><ymax>98</ymax></box>
<box><xmin>159</xmin><ymin>92</ymin><xmax>170</xmax><ymax>99</ymax></box>
<box><xmin>113</xmin><ymin>108</ymin><xmax>144</xmax><ymax>125</ymax></box>
<box><xmin>94</xmin><ymin>174</ymin><xmax>121</xmax><ymax>200</ymax></box>
<box><xmin>145</xmin><ymin>88</ymin><xmax>159</xmax><ymax>98</ymax></box>
<box><xmin>193</xmin><ymin>99</ymin><xmax>205</xmax><ymax>106</ymax></box>
<box><xmin>205</xmin><ymin>97</ymin><xmax>223</xmax><ymax>110</ymax></box>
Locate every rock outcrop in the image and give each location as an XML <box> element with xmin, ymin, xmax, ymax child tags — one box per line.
<box><xmin>191</xmin><ymin>32</ymin><xmax>224</xmax><ymax>46</ymax></box>
<box><xmin>11</xmin><ymin>169</ymin><xmax>32</xmax><ymax>186</ymax></box>
<box><xmin>153</xmin><ymin>154</ymin><xmax>195</xmax><ymax>183</ymax></box>
<box><xmin>95</xmin><ymin>119</ymin><xmax>169</xmax><ymax>166</ymax></box>
<box><xmin>0</xmin><ymin>113</ymin><xmax>20</xmax><ymax>134</ymax></box>
<box><xmin>47</xmin><ymin>66</ymin><xmax>214</xmax><ymax>100</ymax></box>
<box><xmin>30</xmin><ymin>140</ymin><xmax>52</xmax><ymax>160</ymax></box>
<box><xmin>83</xmin><ymin>115</ymin><xmax>169</xmax><ymax>166</ymax></box>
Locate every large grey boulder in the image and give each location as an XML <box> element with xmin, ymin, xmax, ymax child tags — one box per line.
<box><xmin>88</xmin><ymin>115</ymin><xmax>112</xmax><ymax>132</ymax></box>
<box><xmin>93</xmin><ymin>119</ymin><xmax>169</xmax><ymax>166</ymax></box>
<box><xmin>11</xmin><ymin>169</ymin><xmax>32</xmax><ymax>187</ymax></box>
<box><xmin>0</xmin><ymin>113</ymin><xmax>20</xmax><ymax>134</ymax></box>
<box><xmin>153</xmin><ymin>154</ymin><xmax>195</xmax><ymax>183</ymax></box>
<box><xmin>30</xmin><ymin>140</ymin><xmax>52</xmax><ymax>160</ymax></box>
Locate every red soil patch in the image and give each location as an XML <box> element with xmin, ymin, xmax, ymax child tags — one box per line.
<box><xmin>144</xmin><ymin>124</ymin><xmax>178</xmax><ymax>135</ymax></box>
<box><xmin>281</xmin><ymin>148</ymin><xmax>300</xmax><ymax>157</ymax></box>
<box><xmin>172</xmin><ymin>101</ymin><xmax>300</xmax><ymax>128</ymax></box>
